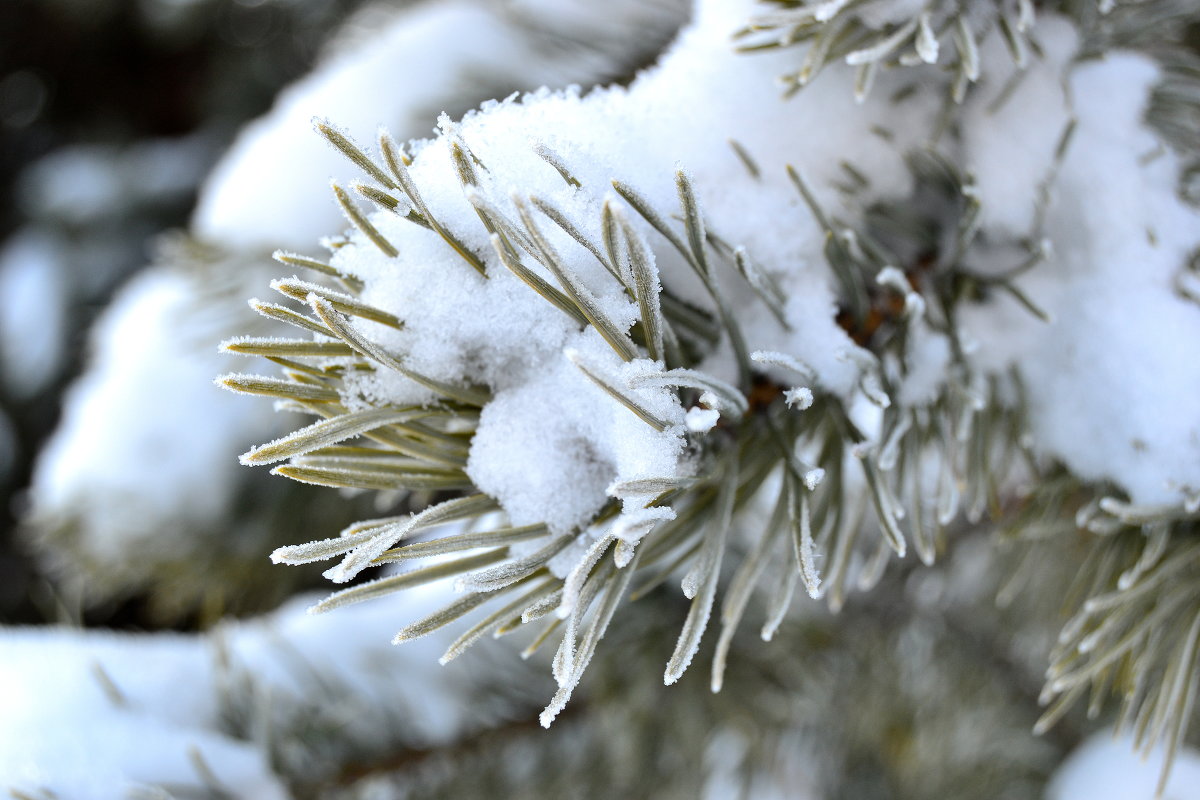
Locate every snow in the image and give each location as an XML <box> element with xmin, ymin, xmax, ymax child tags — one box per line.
<box><xmin>960</xmin><ymin>50</ymin><xmax>1200</xmax><ymax>506</ymax></box>
<box><xmin>686</xmin><ymin>405</ymin><xmax>721</xmax><ymax>432</ymax></box>
<box><xmin>0</xmin><ymin>584</ymin><xmax>505</xmax><ymax>799</ymax></box>
<box><xmin>192</xmin><ymin>0</ymin><xmax>688</xmax><ymax>251</ymax></box>
<box><xmin>1047</xmin><ymin>732</ymin><xmax>1200</xmax><ymax>800</ymax></box>
<box><xmin>962</xmin><ymin>15</ymin><xmax>1077</xmax><ymax>236</ymax></box>
<box><xmin>0</xmin><ymin>627</ymin><xmax>284</xmax><ymax>799</ymax></box>
<box><xmin>28</xmin><ymin>264</ymin><xmax>283</xmax><ymax>567</ymax></box>
<box><xmin>19</xmin><ymin>137</ymin><xmax>210</xmax><ymax>227</ymax></box>
<box><xmin>468</xmin><ymin>335</ymin><xmax>688</xmax><ymax>536</ymax></box>
<box><xmin>0</xmin><ymin>233</ymin><xmax>67</xmax><ymax>399</ymax></box>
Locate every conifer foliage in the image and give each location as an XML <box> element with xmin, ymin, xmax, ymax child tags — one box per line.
<box><xmin>221</xmin><ymin>1</ymin><xmax>1200</xmax><ymax>791</ymax></box>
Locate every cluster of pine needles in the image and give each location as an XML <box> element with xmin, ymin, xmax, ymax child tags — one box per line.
<box><xmin>220</xmin><ymin>4</ymin><xmax>1200</xmax><ymax>787</ymax></box>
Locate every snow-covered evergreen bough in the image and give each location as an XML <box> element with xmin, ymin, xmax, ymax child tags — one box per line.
<box><xmin>223</xmin><ymin>0</ymin><xmax>1200</xmax><ymax>787</ymax></box>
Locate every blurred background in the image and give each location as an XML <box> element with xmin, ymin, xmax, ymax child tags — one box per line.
<box><xmin>0</xmin><ymin>0</ymin><xmax>379</xmax><ymax>626</ymax></box>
